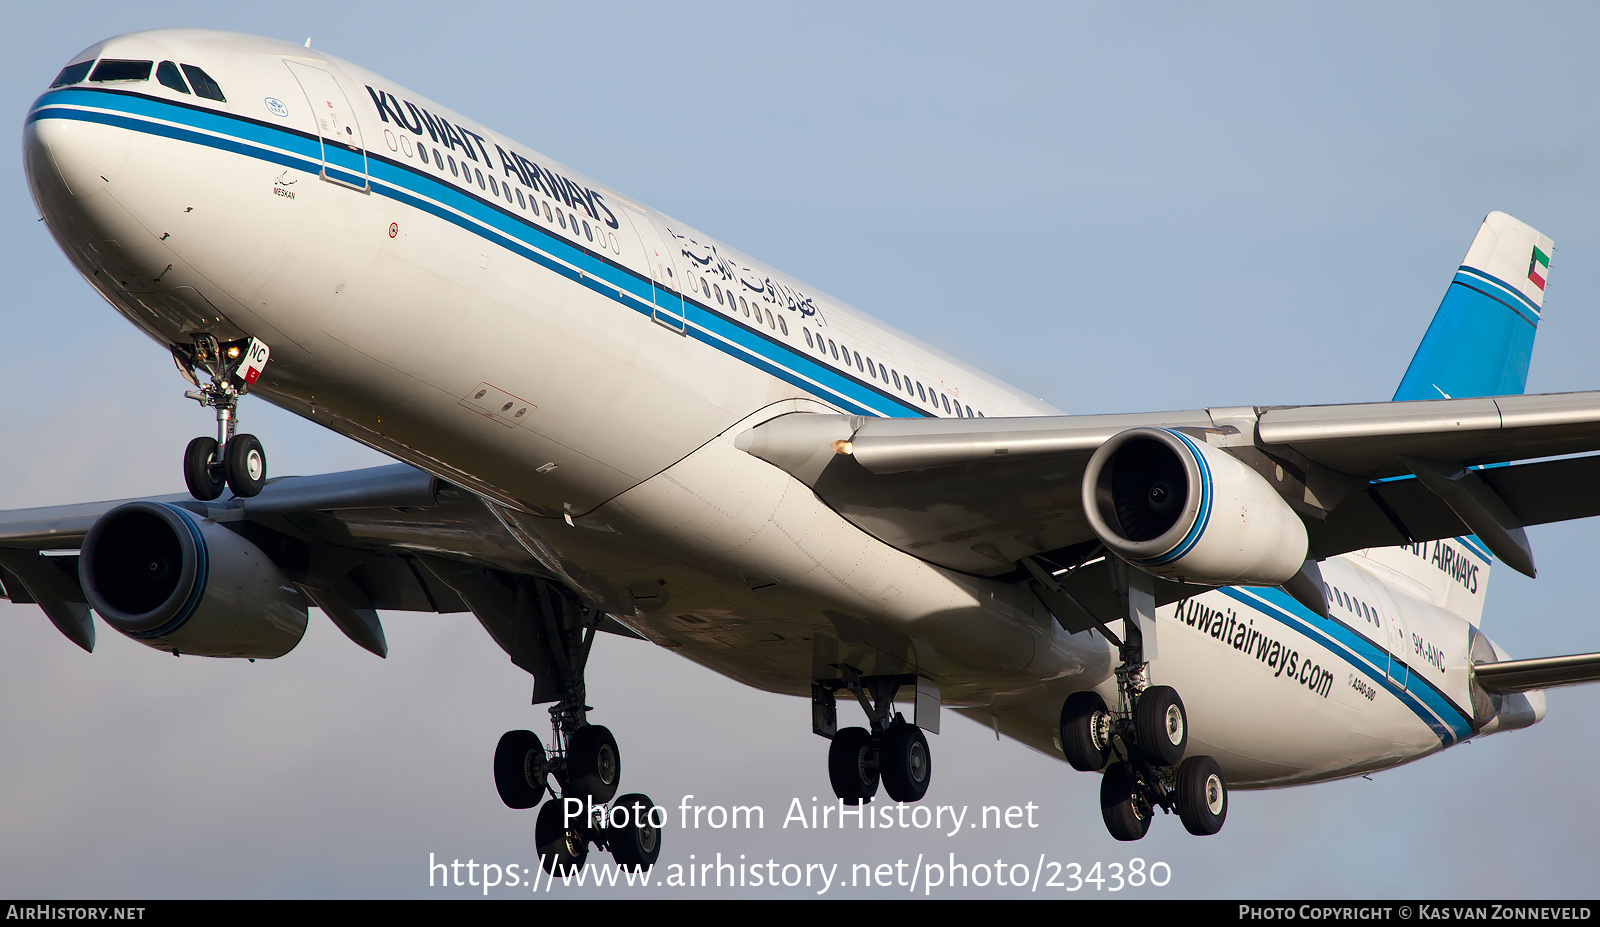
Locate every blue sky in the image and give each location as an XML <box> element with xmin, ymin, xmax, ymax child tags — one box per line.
<box><xmin>3</xmin><ymin>2</ymin><xmax>1599</xmax><ymax>898</ymax></box>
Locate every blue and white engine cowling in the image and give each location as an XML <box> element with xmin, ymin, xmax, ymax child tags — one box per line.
<box><xmin>1082</xmin><ymin>427</ymin><xmax>1308</xmax><ymax>586</ymax></box>
<box><xmin>78</xmin><ymin>501</ymin><xmax>308</xmax><ymax>658</ymax></box>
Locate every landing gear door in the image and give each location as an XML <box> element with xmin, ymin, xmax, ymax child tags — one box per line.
<box><xmin>284</xmin><ymin>60</ymin><xmax>369</xmax><ymax>192</ymax></box>
<box><xmin>620</xmin><ymin>203</ymin><xmax>685</xmax><ymax>333</ymax></box>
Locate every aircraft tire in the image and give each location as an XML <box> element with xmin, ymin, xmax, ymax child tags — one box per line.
<box><xmin>879</xmin><ymin>720</ymin><xmax>932</xmax><ymax>803</ymax></box>
<box><xmin>827</xmin><ymin>726</ymin><xmax>880</xmax><ymax>805</ymax></box>
<box><xmin>1134</xmin><ymin>685</ymin><xmax>1187</xmax><ymax>767</ymax></box>
<box><xmin>1175</xmin><ymin>754</ymin><xmax>1228</xmax><ymax>836</ymax></box>
<box><xmin>1099</xmin><ymin>762</ymin><xmax>1151</xmax><ymax>841</ymax></box>
<box><xmin>223</xmin><ymin>433</ymin><xmax>267</xmax><ymax>498</ymax></box>
<box><xmin>536</xmin><ymin>798</ymin><xmax>589</xmax><ymax>875</ymax></box>
<box><xmin>566</xmin><ymin>724</ymin><xmax>621</xmax><ymax>803</ymax></box>
<box><xmin>493</xmin><ymin>729</ymin><xmax>547</xmax><ymax>810</ymax></box>
<box><xmin>1059</xmin><ymin>691</ymin><xmax>1113</xmax><ymax>771</ymax></box>
<box><xmin>183</xmin><ymin>437</ymin><xmax>225</xmax><ymax>501</ymax></box>
<box><xmin>606</xmin><ymin>793</ymin><xmax>663</xmax><ymax>871</ymax></box>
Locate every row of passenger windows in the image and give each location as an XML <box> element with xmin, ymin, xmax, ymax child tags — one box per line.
<box><xmin>801</xmin><ymin>327</ymin><xmax>980</xmax><ymax>417</ymax></box>
<box><xmin>382</xmin><ymin>129</ymin><xmax>624</xmax><ymax>256</ymax></box>
<box><xmin>683</xmin><ymin>269</ymin><xmax>980</xmax><ymax>416</ymax></box>
<box><xmin>1325</xmin><ymin>583</ymin><xmax>1381</xmax><ymax>630</ymax></box>
<box><xmin>52</xmin><ymin>58</ymin><xmax>226</xmax><ymax>102</ymax></box>
<box><xmin>692</xmin><ymin>276</ymin><xmax>786</xmax><ymax>334</ymax></box>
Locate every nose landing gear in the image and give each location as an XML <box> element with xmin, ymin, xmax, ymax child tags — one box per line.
<box><xmin>174</xmin><ymin>335</ymin><xmax>271</xmax><ymax>500</ymax></box>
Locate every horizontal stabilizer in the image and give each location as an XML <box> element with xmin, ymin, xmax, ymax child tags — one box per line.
<box><xmin>1475</xmin><ymin>651</ymin><xmax>1600</xmax><ymax>694</ymax></box>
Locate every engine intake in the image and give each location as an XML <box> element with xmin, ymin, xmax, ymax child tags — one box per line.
<box><xmin>1082</xmin><ymin>427</ymin><xmax>1308</xmax><ymax>586</ymax></box>
<box><xmin>79</xmin><ymin>501</ymin><xmax>307</xmax><ymax>658</ymax></box>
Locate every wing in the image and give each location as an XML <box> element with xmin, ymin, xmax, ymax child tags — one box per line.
<box><xmin>736</xmin><ymin>390</ymin><xmax>1600</xmax><ymax>580</ymax></box>
<box><xmin>0</xmin><ymin>464</ymin><xmax>641</xmax><ymax>654</ymax></box>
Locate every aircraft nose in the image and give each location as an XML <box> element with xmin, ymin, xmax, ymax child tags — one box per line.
<box><xmin>24</xmin><ymin>112</ymin><xmax>130</xmax><ymax>202</ymax></box>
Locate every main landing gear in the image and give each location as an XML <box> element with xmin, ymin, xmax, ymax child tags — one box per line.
<box><xmin>813</xmin><ymin>669</ymin><xmax>934</xmax><ymax>805</ymax></box>
<box><xmin>1062</xmin><ymin>675</ymin><xmax>1227</xmax><ymax>840</ymax></box>
<box><xmin>174</xmin><ymin>334</ymin><xmax>271</xmax><ymax>501</ymax></box>
<box><xmin>1057</xmin><ymin>565</ymin><xmax>1228</xmax><ymax>841</ymax></box>
<box><xmin>470</xmin><ymin>574</ymin><xmax>660</xmax><ymax>874</ymax></box>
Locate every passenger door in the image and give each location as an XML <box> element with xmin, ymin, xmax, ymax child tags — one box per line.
<box><xmin>284</xmin><ymin>60</ymin><xmax>369</xmax><ymax>192</ymax></box>
<box><xmin>620</xmin><ymin>203</ymin><xmax>685</xmax><ymax>333</ymax></box>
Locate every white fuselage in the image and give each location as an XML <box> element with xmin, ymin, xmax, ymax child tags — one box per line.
<box><xmin>22</xmin><ymin>29</ymin><xmax>1543</xmax><ymax>790</ymax></box>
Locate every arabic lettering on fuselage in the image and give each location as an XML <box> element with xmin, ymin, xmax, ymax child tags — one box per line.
<box><xmin>364</xmin><ymin>86</ymin><xmax>619</xmax><ymax>232</ymax></box>
<box><xmin>667</xmin><ymin>228</ymin><xmax>822</xmax><ymax>323</ymax></box>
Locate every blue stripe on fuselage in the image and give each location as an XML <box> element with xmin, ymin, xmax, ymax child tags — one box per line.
<box><xmin>28</xmin><ymin>87</ymin><xmax>934</xmax><ymax>420</ymax></box>
<box><xmin>1218</xmin><ymin>585</ymin><xmax>1473</xmax><ymax>745</ymax></box>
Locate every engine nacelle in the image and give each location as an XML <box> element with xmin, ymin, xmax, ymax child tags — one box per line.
<box><xmin>79</xmin><ymin>501</ymin><xmax>307</xmax><ymax>658</ymax></box>
<box><xmin>1082</xmin><ymin>427</ymin><xmax>1308</xmax><ymax>586</ymax></box>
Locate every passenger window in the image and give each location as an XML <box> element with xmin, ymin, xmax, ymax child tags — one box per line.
<box><xmin>853</xmin><ymin>351</ymin><xmax>863</xmax><ymax>371</ymax></box>
<box><xmin>778</xmin><ymin>316</ymin><xmax>788</xmax><ymax>335</ymax></box>
<box><xmin>418</xmin><ymin>147</ymin><xmax>428</xmax><ymax>165</ymax></box>
<box><xmin>180</xmin><ymin>64</ymin><xmax>226</xmax><ymax>101</ymax></box>
<box><xmin>879</xmin><ymin>364</ymin><xmax>888</xmax><ymax>382</ymax></box>
<box><xmin>865</xmin><ymin>356</ymin><xmax>874</xmax><ymax>374</ymax></box>
<box><xmin>91</xmin><ymin>60</ymin><xmax>153</xmax><ymax>83</ymax></box>
<box><xmin>916</xmin><ymin>382</ymin><xmax>926</xmax><ymax>401</ymax></box>
<box><xmin>892</xmin><ymin>370</ymin><xmax>901</xmax><ymax>388</ymax></box>
<box><xmin>766</xmin><ymin>309</ymin><xmax>776</xmax><ymax>330</ymax></box>
<box><xmin>739</xmin><ymin>296</ymin><xmax>749</xmax><ymax>316</ymax></box>
<box><xmin>584</xmin><ymin>220</ymin><xmax>593</xmax><ymax>241</ymax></box>
<box><xmin>965</xmin><ymin>404</ymin><xmax>973</xmax><ymax>417</ymax></box>
<box><xmin>156</xmin><ymin>61</ymin><xmax>189</xmax><ymax>93</ymax></box>
<box><xmin>516</xmin><ymin>188</ymin><xmax>525</xmax><ymax>208</ymax></box>
<box><xmin>941</xmin><ymin>395</ymin><xmax>951</xmax><ymax>413</ymax></box>
<box><xmin>448</xmin><ymin>156</ymin><xmax>459</xmax><ymax>177</ymax></box>
<box><xmin>805</xmin><ymin>329</ymin><xmax>814</xmax><ymax>348</ymax></box>
<box><xmin>713</xmin><ymin>284</ymin><xmax>722</xmax><ymax>305</ymax></box>
<box><xmin>476</xmin><ymin>169</ymin><xmax>485</xmax><ymax>189</ymax></box>
<box><xmin>50</xmin><ymin>61</ymin><xmax>94</xmax><ymax>88</ymax></box>
<box><xmin>829</xmin><ymin>340</ymin><xmax>839</xmax><ymax>360</ymax></box>
<box><xmin>542</xmin><ymin>202</ymin><xmax>553</xmax><ymax>221</ymax></box>
<box><xmin>489</xmin><ymin>176</ymin><xmax>500</xmax><ymax>196</ymax></box>
<box><xmin>558</xmin><ymin>210</ymin><xmax>567</xmax><ymax>229</ymax></box>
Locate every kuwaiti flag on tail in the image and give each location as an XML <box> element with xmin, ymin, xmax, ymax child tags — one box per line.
<box><xmin>1528</xmin><ymin>243</ymin><xmax>1550</xmax><ymax>292</ymax></box>
<box><xmin>1456</xmin><ymin>210</ymin><xmax>1554</xmax><ymax>315</ymax></box>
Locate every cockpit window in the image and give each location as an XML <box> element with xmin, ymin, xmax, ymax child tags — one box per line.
<box><xmin>50</xmin><ymin>61</ymin><xmax>94</xmax><ymax>88</ymax></box>
<box><xmin>90</xmin><ymin>60</ymin><xmax>153</xmax><ymax>83</ymax></box>
<box><xmin>180</xmin><ymin>64</ymin><xmax>226</xmax><ymax>102</ymax></box>
<box><xmin>156</xmin><ymin>61</ymin><xmax>190</xmax><ymax>94</ymax></box>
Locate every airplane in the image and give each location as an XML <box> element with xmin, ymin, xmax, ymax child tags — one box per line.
<box><xmin>10</xmin><ymin>26</ymin><xmax>1600</xmax><ymax>871</ymax></box>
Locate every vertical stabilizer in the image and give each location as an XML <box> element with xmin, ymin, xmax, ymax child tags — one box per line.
<box><xmin>1393</xmin><ymin>211</ymin><xmax>1551</xmax><ymax>402</ymax></box>
<box><xmin>1356</xmin><ymin>213</ymin><xmax>1552</xmax><ymax>625</ymax></box>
